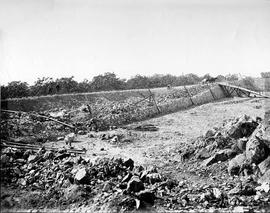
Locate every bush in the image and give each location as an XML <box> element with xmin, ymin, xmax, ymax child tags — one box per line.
<box><xmin>237</xmin><ymin>77</ymin><xmax>260</xmax><ymax>92</ymax></box>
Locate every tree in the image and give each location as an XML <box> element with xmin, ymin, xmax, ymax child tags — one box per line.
<box><xmin>30</xmin><ymin>77</ymin><xmax>56</xmax><ymax>96</ymax></box>
<box><xmin>225</xmin><ymin>74</ymin><xmax>238</xmax><ymax>81</ymax></box>
<box><xmin>55</xmin><ymin>76</ymin><xmax>79</xmax><ymax>94</ymax></box>
<box><xmin>261</xmin><ymin>72</ymin><xmax>270</xmax><ymax>78</ymax></box>
<box><xmin>90</xmin><ymin>72</ymin><xmax>126</xmax><ymax>91</ymax></box>
<box><xmin>126</xmin><ymin>75</ymin><xmax>151</xmax><ymax>89</ymax></box>
<box><xmin>1</xmin><ymin>81</ymin><xmax>29</xmax><ymax>99</ymax></box>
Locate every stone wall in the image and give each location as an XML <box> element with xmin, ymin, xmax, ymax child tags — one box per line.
<box><xmin>264</xmin><ymin>78</ymin><xmax>270</xmax><ymax>136</ymax></box>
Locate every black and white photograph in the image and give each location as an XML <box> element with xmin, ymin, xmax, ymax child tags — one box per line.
<box><xmin>1</xmin><ymin>0</ymin><xmax>270</xmax><ymax>212</ymax></box>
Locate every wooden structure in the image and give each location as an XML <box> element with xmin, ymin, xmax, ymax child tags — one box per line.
<box><xmin>218</xmin><ymin>82</ymin><xmax>270</xmax><ymax>98</ymax></box>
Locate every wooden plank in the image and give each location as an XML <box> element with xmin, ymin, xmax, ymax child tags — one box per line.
<box><xmin>148</xmin><ymin>89</ymin><xmax>161</xmax><ymax>113</ymax></box>
<box><xmin>184</xmin><ymin>85</ymin><xmax>195</xmax><ymax>105</ymax></box>
<box><xmin>208</xmin><ymin>86</ymin><xmax>216</xmax><ymax>100</ymax></box>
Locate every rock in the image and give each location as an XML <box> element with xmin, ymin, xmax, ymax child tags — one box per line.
<box><xmin>74</xmin><ymin>168</ymin><xmax>89</xmax><ymax>184</ymax></box>
<box><xmin>54</xmin><ymin>153</ymin><xmax>70</xmax><ymax>160</ymax></box>
<box><xmin>13</xmin><ymin>167</ymin><xmax>22</xmax><ymax>176</ymax></box>
<box><xmin>88</xmin><ymin>133</ymin><xmax>95</xmax><ymax>138</ymax></box>
<box><xmin>136</xmin><ymin>189</ymin><xmax>155</xmax><ymax>205</ymax></box>
<box><xmin>111</xmin><ymin>135</ymin><xmax>119</xmax><ymax>143</ymax></box>
<box><xmin>37</xmin><ymin>147</ymin><xmax>45</xmax><ymax>155</ymax></box>
<box><xmin>246</xmin><ymin>134</ymin><xmax>269</xmax><ymax>164</ymax></box>
<box><xmin>233</xmin><ymin>206</ymin><xmax>251</xmax><ymax>213</ymax></box>
<box><xmin>140</xmin><ymin>170</ymin><xmax>148</xmax><ymax>182</ymax></box>
<box><xmin>64</xmin><ymin>133</ymin><xmax>76</xmax><ymax>146</ymax></box>
<box><xmin>17</xmin><ymin>178</ymin><xmax>27</xmax><ymax>186</ymax></box>
<box><xmin>57</xmin><ymin>136</ymin><xmax>64</xmax><ymax>141</ymax></box>
<box><xmin>237</xmin><ymin>138</ymin><xmax>248</xmax><ymax>152</ymax></box>
<box><xmin>202</xmin><ymin>149</ymin><xmax>235</xmax><ymax>167</ymax></box>
<box><xmin>258</xmin><ymin>156</ymin><xmax>270</xmax><ymax>175</ymax></box>
<box><xmin>146</xmin><ymin>165</ymin><xmax>158</xmax><ymax>173</ymax></box>
<box><xmin>196</xmin><ymin>148</ymin><xmax>211</xmax><ymax>159</ymax></box>
<box><xmin>122</xmin><ymin>173</ymin><xmax>132</xmax><ymax>183</ymax></box>
<box><xmin>225</xmin><ymin>115</ymin><xmax>258</xmax><ymax>139</ymax></box>
<box><xmin>23</xmin><ymin>150</ymin><xmax>32</xmax><ymax>159</ymax></box>
<box><xmin>228</xmin><ymin>154</ymin><xmax>247</xmax><ymax>176</ymax></box>
<box><xmin>258</xmin><ymin>169</ymin><xmax>270</xmax><ymax>184</ymax></box>
<box><xmin>205</xmin><ymin>129</ymin><xmax>216</xmax><ymax>138</ymax></box>
<box><xmin>123</xmin><ymin>158</ymin><xmax>134</xmax><ymax>170</ymax></box>
<box><xmin>135</xmin><ymin>198</ymin><xmax>141</xmax><ymax>209</ymax></box>
<box><xmin>43</xmin><ymin>151</ymin><xmax>54</xmax><ymax>160</ymax></box>
<box><xmin>64</xmin><ymin>185</ymin><xmax>89</xmax><ymax>201</ymax></box>
<box><xmin>28</xmin><ymin>155</ymin><xmax>38</xmax><ymax>163</ymax></box>
<box><xmin>127</xmin><ymin>176</ymin><xmax>144</xmax><ymax>193</ymax></box>
<box><xmin>102</xmin><ymin>181</ymin><xmax>113</xmax><ymax>191</ymax></box>
<box><xmin>228</xmin><ymin>182</ymin><xmax>256</xmax><ymax>196</ymax></box>
<box><xmin>119</xmin><ymin>182</ymin><xmax>127</xmax><ymax>189</ymax></box>
<box><xmin>255</xmin><ymin>182</ymin><xmax>270</xmax><ymax>193</ymax></box>
<box><xmin>1</xmin><ymin>154</ymin><xmax>9</xmax><ymax>164</ymax></box>
<box><xmin>146</xmin><ymin>173</ymin><xmax>162</xmax><ymax>184</ymax></box>
<box><xmin>77</xmin><ymin>130</ymin><xmax>85</xmax><ymax>135</ymax></box>
<box><xmin>212</xmin><ymin>188</ymin><xmax>222</xmax><ymax>199</ymax></box>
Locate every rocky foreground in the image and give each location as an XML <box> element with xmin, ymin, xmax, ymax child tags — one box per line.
<box><xmin>1</xmin><ymin>114</ymin><xmax>270</xmax><ymax>212</ymax></box>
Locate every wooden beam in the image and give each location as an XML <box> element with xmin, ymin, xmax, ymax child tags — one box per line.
<box><xmin>1</xmin><ymin>109</ymin><xmax>76</xmax><ymax>129</ymax></box>
<box><xmin>218</xmin><ymin>82</ymin><xmax>270</xmax><ymax>98</ymax></box>
<box><xmin>184</xmin><ymin>85</ymin><xmax>195</xmax><ymax>105</ymax></box>
<box><xmin>148</xmin><ymin>89</ymin><xmax>161</xmax><ymax>113</ymax></box>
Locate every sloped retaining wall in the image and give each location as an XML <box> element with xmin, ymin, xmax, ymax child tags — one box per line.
<box><xmin>158</xmin><ymin>85</ymin><xmax>226</xmax><ymax>115</ymax></box>
<box><xmin>0</xmin><ymin>84</ymin><xmax>212</xmax><ymax>112</ymax></box>
<box><xmin>1</xmin><ymin>85</ymin><xmax>227</xmax><ymax>129</ymax></box>
<box><xmin>1</xmin><ymin>89</ymin><xmax>151</xmax><ymax>112</ymax></box>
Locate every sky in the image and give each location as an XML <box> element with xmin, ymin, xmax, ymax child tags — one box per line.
<box><xmin>0</xmin><ymin>0</ymin><xmax>270</xmax><ymax>86</ymax></box>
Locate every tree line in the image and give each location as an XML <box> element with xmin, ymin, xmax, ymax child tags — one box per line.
<box><xmin>0</xmin><ymin>72</ymin><xmax>249</xmax><ymax>99</ymax></box>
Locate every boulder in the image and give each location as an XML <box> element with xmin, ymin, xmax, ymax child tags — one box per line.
<box><xmin>74</xmin><ymin>168</ymin><xmax>89</xmax><ymax>184</ymax></box>
<box><xmin>228</xmin><ymin>182</ymin><xmax>256</xmax><ymax>196</ymax></box>
<box><xmin>246</xmin><ymin>135</ymin><xmax>269</xmax><ymax>164</ymax></box>
<box><xmin>28</xmin><ymin>155</ymin><xmax>38</xmax><ymax>163</ymax></box>
<box><xmin>146</xmin><ymin>173</ymin><xmax>162</xmax><ymax>184</ymax></box>
<box><xmin>122</xmin><ymin>173</ymin><xmax>132</xmax><ymax>183</ymax></box>
<box><xmin>204</xmin><ymin>129</ymin><xmax>216</xmax><ymax>138</ymax></box>
<box><xmin>43</xmin><ymin>151</ymin><xmax>54</xmax><ymax>160</ymax></box>
<box><xmin>258</xmin><ymin>156</ymin><xmax>270</xmax><ymax>175</ymax></box>
<box><xmin>102</xmin><ymin>181</ymin><xmax>113</xmax><ymax>191</ymax></box>
<box><xmin>225</xmin><ymin>115</ymin><xmax>258</xmax><ymax>139</ymax></box>
<box><xmin>228</xmin><ymin>153</ymin><xmax>247</xmax><ymax>176</ymax></box>
<box><xmin>258</xmin><ymin>169</ymin><xmax>270</xmax><ymax>184</ymax></box>
<box><xmin>123</xmin><ymin>158</ymin><xmax>134</xmax><ymax>170</ymax></box>
<box><xmin>202</xmin><ymin>149</ymin><xmax>236</xmax><ymax>167</ymax></box>
<box><xmin>0</xmin><ymin>154</ymin><xmax>9</xmax><ymax>164</ymax></box>
<box><xmin>127</xmin><ymin>176</ymin><xmax>144</xmax><ymax>193</ymax></box>
<box><xmin>196</xmin><ymin>148</ymin><xmax>211</xmax><ymax>160</ymax></box>
<box><xmin>237</xmin><ymin>138</ymin><xmax>248</xmax><ymax>152</ymax></box>
<box><xmin>136</xmin><ymin>190</ymin><xmax>155</xmax><ymax>205</ymax></box>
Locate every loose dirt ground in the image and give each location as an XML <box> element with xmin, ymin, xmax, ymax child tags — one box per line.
<box><xmin>46</xmin><ymin>97</ymin><xmax>264</xmax><ymax>180</ymax></box>
<box><xmin>3</xmin><ymin>96</ymin><xmax>266</xmax><ymax>213</ymax></box>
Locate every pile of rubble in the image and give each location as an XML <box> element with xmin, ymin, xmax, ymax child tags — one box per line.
<box><xmin>0</xmin><ymin>146</ymin><xmax>167</xmax><ymax>211</ymax></box>
<box><xmin>1</xmin><ymin>114</ymin><xmax>270</xmax><ymax>211</ymax></box>
<box><xmin>0</xmin><ymin>110</ymin><xmax>75</xmax><ymax>143</ymax></box>
<box><xmin>172</xmin><ymin>114</ymin><xmax>270</xmax><ymax>210</ymax></box>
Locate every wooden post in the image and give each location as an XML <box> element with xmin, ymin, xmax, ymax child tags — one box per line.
<box><xmin>148</xmin><ymin>89</ymin><xmax>160</xmax><ymax>113</ymax></box>
<box><xmin>208</xmin><ymin>86</ymin><xmax>216</xmax><ymax>100</ymax></box>
<box><xmin>184</xmin><ymin>85</ymin><xmax>195</xmax><ymax>105</ymax></box>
